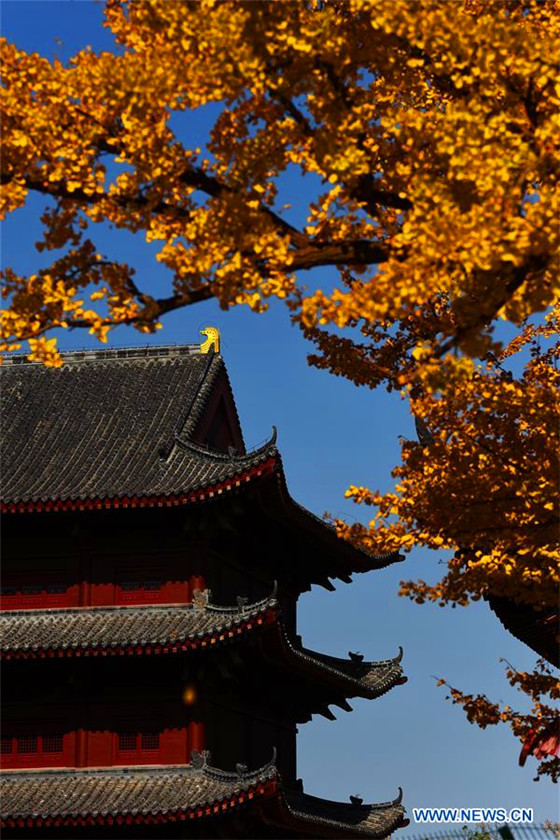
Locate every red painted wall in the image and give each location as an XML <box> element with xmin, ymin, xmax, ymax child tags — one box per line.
<box><xmin>0</xmin><ymin>576</ymin><xmax>80</xmax><ymax>610</ymax></box>
<box><xmin>1</xmin><ymin>732</ymin><xmax>76</xmax><ymax>770</ymax></box>
<box><xmin>1</xmin><ymin>572</ymin><xmax>206</xmax><ymax>611</ymax></box>
<box><xmin>1</xmin><ymin>722</ymin><xmax>204</xmax><ymax>770</ymax></box>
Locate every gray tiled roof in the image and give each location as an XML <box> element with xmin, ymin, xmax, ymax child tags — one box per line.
<box><xmin>0</xmin><ymin>593</ymin><xmax>277</xmax><ymax>656</ymax></box>
<box><xmin>289</xmin><ymin>643</ymin><xmax>405</xmax><ymax>699</ymax></box>
<box><xmin>488</xmin><ymin>595</ymin><xmax>559</xmax><ymax>668</ymax></box>
<box><xmin>0</xmin><ymin>346</ymin><xmax>276</xmax><ymax>505</ymax></box>
<box><xmin>1</xmin><ymin>344</ymin><xmax>403</xmax><ymax>580</ymax></box>
<box><xmin>0</xmin><ymin>594</ymin><xmax>405</xmax><ymax>701</ymax></box>
<box><xmin>0</xmin><ymin>753</ymin><xmax>277</xmax><ymax>823</ymax></box>
<box><xmin>0</xmin><ymin>755</ymin><xmax>406</xmax><ymax>837</ymax></box>
<box><xmin>283</xmin><ymin>789</ymin><xmax>406</xmax><ymax>838</ymax></box>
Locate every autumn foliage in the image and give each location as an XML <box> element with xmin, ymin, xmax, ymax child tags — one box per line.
<box><xmin>1</xmin><ymin>0</ymin><xmax>558</xmax><ymax>777</ymax></box>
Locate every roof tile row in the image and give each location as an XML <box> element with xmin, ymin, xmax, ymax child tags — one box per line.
<box><xmin>1</xmin><ymin>350</ymin><xmax>272</xmax><ymax>505</ymax></box>
<box><xmin>1</xmin><ymin>754</ymin><xmax>406</xmax><ymax>838</ymax></box>
<box><xmin>0</xmin><ymin>592</ymin><xmax>405</xmax><ymax>700</ymax></box>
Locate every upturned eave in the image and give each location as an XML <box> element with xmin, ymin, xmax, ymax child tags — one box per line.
<box><xmin>1</xmin><ymin>592</ymin><xmax>406</xmax><ymax>714</ymax></box>
<box><xmin>0</xmin><ymin>752</ymin><xmax>407</xmax><ymax>838</ymax></box>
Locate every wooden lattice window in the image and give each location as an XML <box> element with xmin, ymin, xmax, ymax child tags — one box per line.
<box><xmin>17</xmin><ymin>736</ymin><xmax>38</xmax><ymax>754</ymax></box>
<box><xmin>21</xmin><ymin>584</ymin><xmax>42</xmax><ymax>596</ymax></box>
<box><xmin>45</xmin><ymin>582</ymin><xmax>66</xmax><ymax>596</ymax></box>
<box><xmin>118</xmin><ymin>733</ymin><xmax>137</xmax><ymax>751</ymax></box>
<box><xmin>116</xmin><ymin>572</ymin><xmax>163</xmax><ymax>605</ymax></box>
<box><xmin>115</xmin><ymin>731</ymin><xmax>161</xmax><ymax>764</ymax></box>
<box><xmin>0</xmin><ymin>734</ymin><xmax>65</xmax><ymax>768</ymax></box>
<box><xmin>0</xmin><ymin>575</ymin><xmax>69</xmax><ymax>610</ymax></box>
<box><xmin>141</xmin><ymin>732</ymin><xmax>159</xmax><ymax>750</ymax></box>
<box><xmin>120</xmin><ymin>581</ymin><xmax>140</xmax><ymax>593</ymax></box>
<box><xmin>43</xmin><ymin>735</ymin><xmax>64</xmax><ymax>753</ymax></box>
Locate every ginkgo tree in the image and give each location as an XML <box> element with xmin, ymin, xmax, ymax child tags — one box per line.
<box><xmin>1</xmin><ymin>0</ymin><xmax>558</xmax><ymax>778</ymax></box>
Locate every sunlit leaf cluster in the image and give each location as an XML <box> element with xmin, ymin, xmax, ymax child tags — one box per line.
<box><xmin>437</xmin><ymin>658</ymin><xmax>559</xmax><ymax>783</ymax></box>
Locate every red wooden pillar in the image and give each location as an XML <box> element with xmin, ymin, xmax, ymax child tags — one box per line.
<box><xmin>78</xmin><ymin>551</ymin><xmax>90</xmax><ymax>607</ymax></box>
<box><xmin>75</xmin><ymin>729</ymin><xmax>88</xmax><ymax>767</ymax></box>
<box><xmin>78</xmin><ymin>581</ymin><xmax>90</xmax><ymax>607</ymax></box>
<box><xmin>190</xmin><ymin>721</ymin><xmax>205</xmax><ymax>753</ymax></box>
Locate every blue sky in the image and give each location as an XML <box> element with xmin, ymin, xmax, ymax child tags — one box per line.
<box><xmin>2</xmin><ymin>2</ymin><xmax>558</xmax><ymax>827</ymax></box>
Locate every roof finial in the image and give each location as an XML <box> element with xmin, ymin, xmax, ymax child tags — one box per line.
<box><xmin>200</xmin><ymin>326</ymin><xmax>220</xmax><ymax>355</ymax></box>
<box><xmin>348</xmin><ymin>651</ymin><xmax>364</xmax><ymax>664</ymax></box>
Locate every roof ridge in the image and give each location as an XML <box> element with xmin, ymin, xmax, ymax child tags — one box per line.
<box><xmin>177</xmin><ymin>351</ymin><xmax>247</xmax><ymax>454</ymax></box>
<box><xmin>297</xmin><ymin>644</ymin><xmax>404</xmax><ymax>672</ymax></box>
<box><xmin>175</xmin><ymin>352</ymin><xmax>225</xmax><ymax>442</ymax></box>
<box><xmin>173</xmin><ymin>428</ymin><xmax>277</xmax><ymax>464</ymax></box>
<box><xmin>0</xmin><ymin>750</ymin><xmax>278</xmax><ymax>784</ymax></box>
<box><xmin>285</xmin><ymin>786</ymin><xmax>404</xmax><ymax>812</ymax></box>
<box><xmin>0</xmin><ymin>583</ymin><xmax>279</xmax><ymax>621</ymax></box>
<box><xmin>1</xmin><ymin>344</ymin><xmax>202</xmax><ymax>366</ymax></box>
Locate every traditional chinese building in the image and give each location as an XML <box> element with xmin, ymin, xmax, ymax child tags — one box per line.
<box><xmin>487</xmin><ymin>596</ymin><xmax>559</xmax><ymax>669</ymax></box>
<box><xmin>0</xmin><ymin>340</ymin><xmax>408</xmax><ymax>838</ymax></box>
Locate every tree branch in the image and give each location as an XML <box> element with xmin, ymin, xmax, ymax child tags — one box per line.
<box><xmin>436</xmin><ymin>255</ymin><xmax>549</xmax><ymax>357</ymax></box>
<box><xmin>350</xmin><ymin>175</ymin><xmax>413</xmax><ymax>213</ymax></box>
<box><xmin>290</xmin><ymin>238</ymin><xmax>389</xmax><ymax>270</ymax></box>
<box><xmin>313</xmin><ymin>60</ymin><xmax>414</xmax><ymax>214</ymax></box>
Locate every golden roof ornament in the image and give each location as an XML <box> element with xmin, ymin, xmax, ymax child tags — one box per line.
<box><xmin>200</xmin><ymin>326</ymin><xmax>220</xmax><ymax>355</ymax></box>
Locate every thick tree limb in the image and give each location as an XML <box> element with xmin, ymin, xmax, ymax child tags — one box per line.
<box><xmin>290</xmin><ymin>238</ymin><xmax>389</xmax><ymax>270</ymax></box>
<box><xmin>350</xmin><ymin>175</ymin><xmax>413</xmax><ymax>213</ymax></box>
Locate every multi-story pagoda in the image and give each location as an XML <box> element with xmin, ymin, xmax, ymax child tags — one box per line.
<box><xmin>0</xmin><ymin>339</ymin><xmax>408</xmax><ymax>839</ymax></box>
